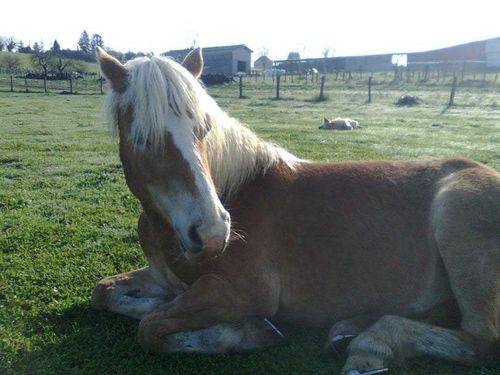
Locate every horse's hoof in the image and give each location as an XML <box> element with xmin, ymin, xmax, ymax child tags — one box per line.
<box><xmin>325</xmin><ymin>334</ymin><xmax>356</xmax><ymax>356</ymax></box>
<box><xmin>345</xmin><ymin>368</ymin><xmax>389</xmax><ymax>375</ymax></box>
<box><xmin>331</xmin><ymin>334</ymin><xmax>356</xmax><ymax>345</ymax></box>
<box><xmin>341</xmin><ymin>352</ymin><xmax>388</xmax><ymax>375</ymax></box>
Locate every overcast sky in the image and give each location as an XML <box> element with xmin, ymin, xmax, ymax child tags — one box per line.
<box><xmin>2</xmin><ymin>0</ymin><xmax>499</xmax><ymax>60</ymax></box>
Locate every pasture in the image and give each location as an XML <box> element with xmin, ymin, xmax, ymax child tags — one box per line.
<box><xmin>0</xmin><ymin>75</ymin><xmax>499</xmax><ymax>374</ymax></box>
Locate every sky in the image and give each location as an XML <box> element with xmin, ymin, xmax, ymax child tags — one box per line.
<box><xmin>2</xmin><ymin>0</ymin><xmax>499</xmax><ymax>62</ymax></box>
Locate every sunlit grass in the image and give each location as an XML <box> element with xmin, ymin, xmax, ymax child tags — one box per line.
<box><xmin>0</xmin><ymin>78</ymin><xmax>499</xmax><ymax>375</ymax></box>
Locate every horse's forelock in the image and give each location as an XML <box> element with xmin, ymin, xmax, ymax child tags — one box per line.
<box><xmin>106</xmin><ymin>55</ymin><xmax>210</xmax><ymax>151</ymax></box>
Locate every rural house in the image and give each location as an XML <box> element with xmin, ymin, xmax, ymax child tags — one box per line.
<box><xmin>162</xmin><ymin>45</ymin><xmax>253</xmax><ymax>76</ymax></box>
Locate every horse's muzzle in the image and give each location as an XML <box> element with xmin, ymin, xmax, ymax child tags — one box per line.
<box><xmin>182</xmin><ymin>212</ymin><xmax>230</xmax><ymax>263</ymax></box>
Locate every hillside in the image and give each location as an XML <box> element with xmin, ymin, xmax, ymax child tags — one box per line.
<box><xmin>0</xmin><ymin>51</ymin><xmax>99</xmax><ymax>73</ymax></box>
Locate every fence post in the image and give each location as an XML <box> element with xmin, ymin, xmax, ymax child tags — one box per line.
<box><xmin>10</xmin><ymin>75</ymin><xmax>13</xmax><ymax>92</ymax></box>
<box><xmin>99</xmin><ymin>76</ymin><xmax>104</xmax><ymax>94</ymax></box>
<box><xmin>25</xmin><ymin>77</ymin><xmax>28</xmax><ymax>93</ymax></box>
<box><xmin>239</xmin><ymin>75</ymin><xmax>243</xmax><ymax>99</ymax></box>
<box><xmin>319</xmin><ymin>75</ymin><xmax>326</xmax><ymax>101</ymax></box>
<box><xmin>69</xmin><ymin>77</ymin><xmax>73</xmax><ymax>94</ymax></box>
<box><xmin>448</xmin><ymin>76</ymin><xmax>457</xmax><ymax>107</ymax></box>
<box><xmin>368</xmin><ymin>76</ymin><xmax>372</xmax><ymax>103</ymax></box>
<box><xmin>275</xmin><ymin>74</ymin><xmax>281</xmax><ymax>99</ymax></box>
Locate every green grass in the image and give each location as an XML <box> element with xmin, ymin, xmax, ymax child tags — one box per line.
<box><xmin>0</xmin><ymin>77</ymin><xmax>499</xmax><ymax>374</ymax></box>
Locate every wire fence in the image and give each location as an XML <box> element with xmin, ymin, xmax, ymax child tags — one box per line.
<box><xmin>0</xmin><ymin>74</ymin><xmax>104</xmax><ymax>94</ymax></box>
<box><xmin>233</xmin><ymin>71</ymin><xmax>500</xmax><ymax>108</ymax></box>
<box><xmin>1</xmin><ymin>70</ymin><xmax>499</xmax><ymax>110</ymax></box>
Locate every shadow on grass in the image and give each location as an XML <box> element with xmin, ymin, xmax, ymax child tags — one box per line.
<box><xmin>5</xmin><ymin>305</ymin><xmax>498</xmax><ymax>375</ymax></box>
<box><xmin>4</xmin><ymin>305</ymin><xmax>339</xmax><ymax>375</ymax></box>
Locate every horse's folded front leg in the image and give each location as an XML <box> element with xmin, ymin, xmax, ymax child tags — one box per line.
<box><xmin>137</xmin><ymin>274</ymin><xmax>284</xmax><ymax>353</ymax></box>
<box><xmin>91</xmin><ymin>266</ymin><xmax>175</xmax><ymax>320</ymax></box>
<box><xmin>139</xmin><ymin>317</ymin><xmax>284</xmax><ymax>353</ymax></box>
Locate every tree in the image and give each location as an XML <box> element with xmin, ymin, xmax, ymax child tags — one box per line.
<box><xmin>52</xmin><ymin>39</ymin><xmax>61</xmax><ymax>53</ymax></box>
<box><xmin>78</xmin><ymin>30</ymin><xmax>91</xmax><ymax>54</ymax></box>
<box><xmin>18</xmin><ymin>43</ymin><xmax>33</xmax><ymax>54</ymax></box>
<box><xmin>5</xmin><ymin>37</ymin><xmax>17</xmax><ymax>52</ymax></box>
<box><xmin>0</xmin><ymin>37</ymin><xmax>5</xmax><ymax>52</ymax></box>
<box><xmin>258</xmin><ymin>47</ymin><xmax>269</xmax><ymax>57</ymax></box>
<box><xmin>31</xmin><ymin>51</ymin><xmax>53</xmax><ymax>92</ymax></box>
<box><xmin>287</xmin><ymin>52</ymin><xmax>300</xmax><ymax>60</ymax></box>
<box><xmin>52</xmin><ymin>56</ymin><xmax>70</xmax><ymax>74</ymax></box>
<box><xmin>90</xmin><ymin>34</ymin><xmax>104</xmax><ymax>52</ymax></box>
<box><xmin>33</xmin><ymin>42</ymin><xmax>42</xmax><ymax>53</ymax></box>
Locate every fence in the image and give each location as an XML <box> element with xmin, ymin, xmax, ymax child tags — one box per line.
<box><xmin>235</xmin><ymin>70</ymin><xmax>500</xmax><ymax>109</ymax></box>
<box><xmin>0</xmin><ymin>74</ymin><xmax>105</xmax><ymax>94</ymax></box>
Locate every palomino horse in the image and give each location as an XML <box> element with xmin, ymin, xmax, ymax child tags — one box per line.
<box><xmin>92</xmin><ymin>47</ymin><xmax>500</xmax><ymax>374</ymax></box>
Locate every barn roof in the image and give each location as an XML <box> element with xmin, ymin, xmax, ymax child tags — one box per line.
<box><xmin>162</xmin><ymin>44</ymin><xmax>253</xmax><ymax>57</ymax></box>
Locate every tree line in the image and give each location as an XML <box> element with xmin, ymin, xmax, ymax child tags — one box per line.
<box><xmin>0</xmin><ymin>31</ymin><xmax>147</xmax><ymax>75</ymax></box>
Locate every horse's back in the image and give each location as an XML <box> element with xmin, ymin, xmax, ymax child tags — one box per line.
<box><xmin>234</xmin><ymin>158</ymin><xmax>499</xmax><ymax>325</ymax></box>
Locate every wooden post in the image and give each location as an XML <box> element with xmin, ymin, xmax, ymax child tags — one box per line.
<box><xmin>368</xmin><ymin>76</ymin><xmax>372</xmax><ymax>103</ymax></box>
<box><xmin>275</xmin><ymin>74</ymin><xmax>281</xmax><ymax>99</ymax></box>
<box><xmin>43</xmin><ymin>75</ymin><xmax>47</xmax><ymax>93</ymax></box>
<box><xmin>448</xmin><ymin>76</ymin><xmax>457</xmax><ymax>107</ymax></box>
<box><xmin>69</xmin><ymin>77</ymin><xmax>73</xmax><ymax>94</ymax></box>
<box><xmin>99</xmin><ymin>76</ymin><xmax>104</xmax><ymax>95</ymax></box>
<box><xmin>10</xmin><ymin>75</ymin><xmax>14</xmax><ymax>92</ymax></box>
<box><xmin>319</xmin><ymin>75</ymin><xmax>326</xmax><ymax>101</ymax></box>
<box><xmin>25</xmin><ymin>76</ymin><xmax>28</xmax><ymax>92</ymax></box>
<box><xmin>239</xmin><ymin>75</ymin><xmax>243</xmax><ymax>99</ymax></box>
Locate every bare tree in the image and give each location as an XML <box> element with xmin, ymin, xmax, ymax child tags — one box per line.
<box><xmin>5</xmin><ymin>37</ymin><xmax>17</xmax><ymax>52</ymax></box>
<box><xmin>0</xmin><ymin>37</ymin><xmax>4</xmax><ymax>52</ymax></box>
<box><xmin>31</xmin><ymin>51</ymin><xmax>53</xmax><ymax>92</ymax></box>
<box><xmin>258</xmin><ymin>47</ymin><xmax>269</xmax><ymax>57</ymax></box>
<box><xmin>90</xmin><ymin>34</ymin><xmax>104</xmax><ymax>52</ymax></box>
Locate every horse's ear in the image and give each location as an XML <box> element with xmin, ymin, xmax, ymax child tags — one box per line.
<box><xmin>182</xmin><ymin>47</ymin><xmax>204</xmax><ymax>79</ymax></box>
<box><xmin>323</xmin><ymin>118</ymin><xmax>329</xmax><ymax>124</ymax></box>
<box><xmin>96</xmin><ymin>46</ymin><xmax>128</xmax><ymax>93</ymax></box>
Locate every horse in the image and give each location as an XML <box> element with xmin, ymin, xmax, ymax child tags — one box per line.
<box><xmin>319</xmin><ymin>117</ymin><xmax>360</xmax><ymax>130</ymax></box>
<box><xmin>92</xmin><ymin>46</ymin><xmax>500</xmax><ymax>374</ymax></box>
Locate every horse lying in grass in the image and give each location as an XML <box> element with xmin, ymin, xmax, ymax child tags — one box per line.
<box><xmin>92</xmin><ymin>47</ymin><xmax>500</xmax><ymax>374</ymax></box>
<box><xmin>319</xmin><ymin>117</ymin><xmax>360</xmax><ymax>130</ymax></box>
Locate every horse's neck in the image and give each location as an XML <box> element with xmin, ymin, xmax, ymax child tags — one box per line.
<box><xmin>207</xmin><ymin>116</ymin><xmax>299</xmax><ymax>201</ymax></box>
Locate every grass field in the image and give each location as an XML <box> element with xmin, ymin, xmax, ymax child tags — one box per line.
<box><xmin>0</xmin><ymin>76</ymin><xmax>499</xmax><ymax>374</ymax></box>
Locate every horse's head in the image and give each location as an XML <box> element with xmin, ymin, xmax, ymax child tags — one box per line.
<box><xmin>97</xmin><ymin>47</ymin><xmax>230</xmax><ymax>263</ymax></box>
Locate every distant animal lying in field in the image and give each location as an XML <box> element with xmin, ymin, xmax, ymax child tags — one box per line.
<box><xmin>396</xmin><ymin>95</ymin><xmax>421</xmax><ymax>106</ymax></box>
<box><xmin>319</xmin><ymin>117</ymin><xmax>360</xmax><ymax>130</ymax></box>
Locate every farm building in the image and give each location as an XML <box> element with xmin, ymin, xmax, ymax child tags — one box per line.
<box><xmin>253</xmin><ymin>55</ymin><xmax>273</xmax><ymax>73</ymax></box>
<box><xmin>162</xmin><ymin>45</ymin><xmax>253</xmax><ymax>76</ymax></box>
<box><xmin>274</xmin><ymin>36</ymin><xmax>500</xmax><ymax>75</ymax></box>
<box><xmin>275</xmin><ymin>54</ymin><xmax>395</xmax><ymax>74</ymax></box>
<box><xmin>407</xmin><ymin>37</ymin><xmax>500</xmax><ymax>69</ymax></box>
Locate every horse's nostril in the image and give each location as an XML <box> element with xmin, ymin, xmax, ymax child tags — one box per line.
<box><xmin>188</xmin><ymin>224</ymin><xmax>203</xmax><ymax>251</ymax></box>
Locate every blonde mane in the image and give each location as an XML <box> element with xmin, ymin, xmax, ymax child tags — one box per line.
<box><xmin>105</xmin><ymin>55</ymin><xmax>301</xmax><ymax>200</ymax></box>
